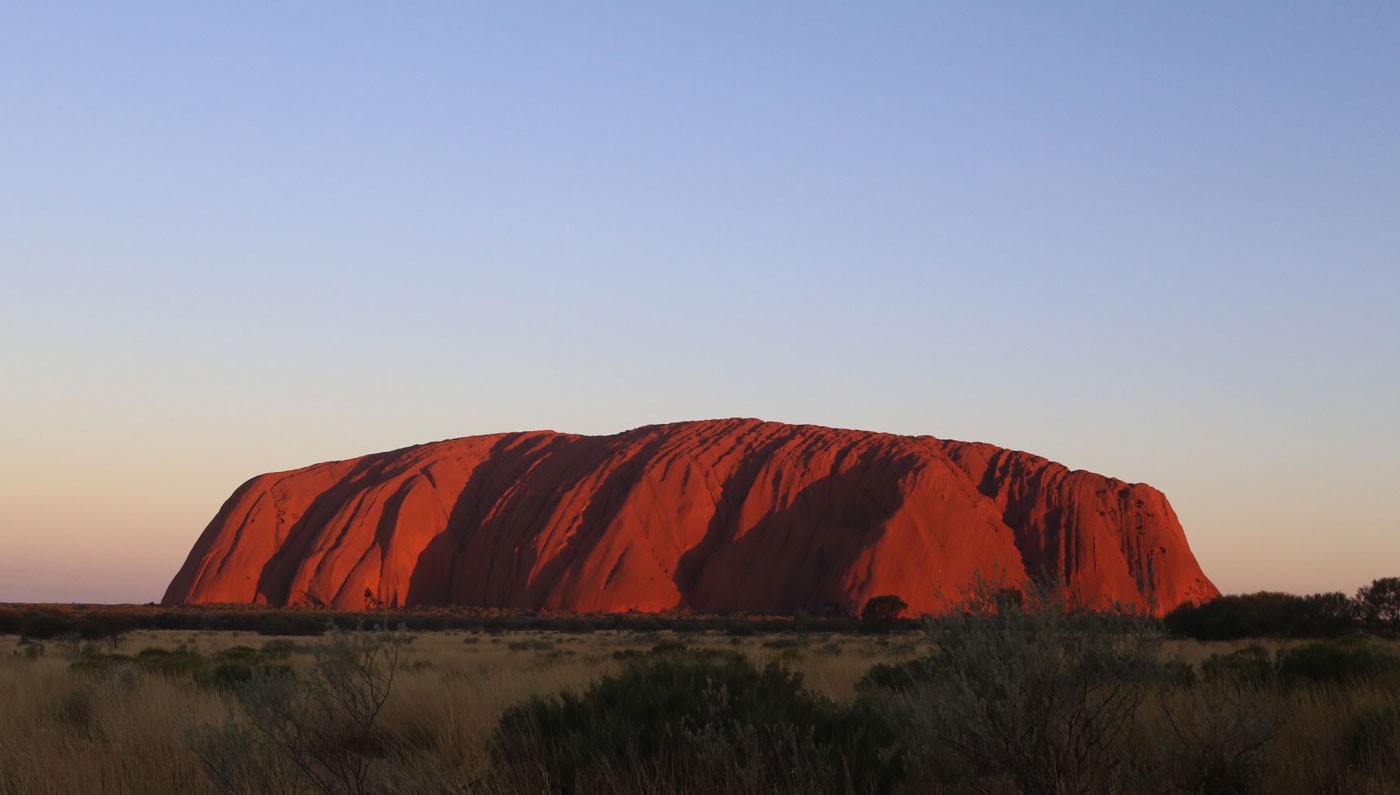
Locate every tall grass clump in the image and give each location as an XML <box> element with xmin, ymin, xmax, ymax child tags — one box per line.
<box><xmin>1150</xmin><ymin>676</ymin><xmax>1286</xmax><ymax>794</ymax></box>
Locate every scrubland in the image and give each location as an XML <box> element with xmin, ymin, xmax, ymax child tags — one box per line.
<box><xmin>0</xmin><ymin>629</ymin><xmax>918</xmax><ymax>794</ymax></box>
<box><xmin>1</xmin><ymin>615</ymin><xmax>1398</xmax><ymax>794</ymax></box>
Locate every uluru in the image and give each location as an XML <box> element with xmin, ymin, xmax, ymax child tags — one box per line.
<box><xmin>163</xmin><ymin>419</ymin><xmax>1218</xmax><ymax>616</ymax></box>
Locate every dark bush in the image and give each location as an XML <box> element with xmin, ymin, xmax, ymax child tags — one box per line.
<box><xmin>608</xmin><ymin>642</ymin><xmax>693</xmax><ymax>663</ymax></box>
<box><xmin>197</xmin><ymin>647</ymin><xmax>291</xmax><ymax>689</ymax></box>
<box><xmin>856</xmin><ymin>656</ymin><xmax>943</xmax><ymax>694</ymax></box>
<box><xmin>647</xmin><ymin>640</ymin><xmax>687</xmax><ymax>655</ymax></box>
<box><xmin>135</xmin><ymin>646</ymin><xmax>207</xmax><ymax>679</ymax></box>
<box><xmin>490</xmin><ymin>650</ymin><xmax>901</xmax><ymax>794</ymax></box>
<box><xmin>18</xmin><ymin>611</ymin><xmax>74</xmax><ymax>640</ymax></box>
<box><xmin>861</xmin><ymin>595</ymin><xmax>908</xmax><ymax>623</ymax></box>
<box><xmin>1201</xmin><ymin>646</ymin><xmax>1277</xmax><ymax>685</ymax></box>
<box><xmin>71</xmin><ymin>645</ymin><xmax>290</xmax><ymax>689</ymax></box>
<box><xmin>1165</xmin><ymin>592</ymin><xmax>1357</xmax><ymax>640</ymax></box>
<box><xmin>69</xmin><ymin>653</ymin><xmax>131</xmax><ymax>676</ymax></box>
<box><xmin>721</xmin><ymin>620</ymin><xmax>757</xmax><ymax>636</ymax></box>
<box><xmin>1277</xmin><ymin>640</ymin><xmax>1400</xmax><ymax>684</ymax></box>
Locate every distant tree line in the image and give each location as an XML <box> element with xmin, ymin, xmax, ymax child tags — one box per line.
<box><xmin>0</xmin><ymin>603</ymin><xmax>925</xmax><ymax>641</ymax></box>
<box><xmin>4</xmin><ymin>576</ymin><xmax>1395</xmax><ymax>643</ymax></box>
<box><xmin>1164</xmin><ymin>577</ymin><xmax>1400</xmax><ymax>640</ymax></box>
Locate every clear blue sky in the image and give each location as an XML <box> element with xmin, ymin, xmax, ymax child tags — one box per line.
<box><xmin>2</xmin><ymin>3</ymin><xmax>1397</xmax><ymax>602</ymax></box>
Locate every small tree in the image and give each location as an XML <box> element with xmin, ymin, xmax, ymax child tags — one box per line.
<box><xmin>1356</xmin><ymin>577</ymin><xmax>1400</xmax><ymax>639</ymax></box>
<box><xmin>882</xmin><ymin>582</ymin><xmax>1165</xmax><ymax>795</ymax></box>
<box><xmin>861</xmin><ymin>595</ymin><xmax>909</xmax><ymax>624</ymax></box>
<box><xmin>362</xmin><ymin>587</ymin><xmax>384</xmax><ymax>610</ymax></box>
<box><xmin>191</xmin><ymin>621</ymin><xmax>406</xmax><ymax>795</ymax></box>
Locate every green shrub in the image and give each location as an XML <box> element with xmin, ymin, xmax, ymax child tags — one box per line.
<box><xmin>69</xmin><ymin>645</ymin><xmax>290</xmax><ymax>690</ymax></box>
<box><xmin>1201</xmin><ymin>646</ymin><xmax>1277</xmax><ymax>684</ymax></box>
<box><xmin>69</xmin><ymin>653</ymin><xmax>131</xmax><ymax>676</ymax></box>
<box><xmin>647</xmin><ymin>640</ymin><xmax>686</xmax><ymax>655</ymax></box>
<box><xmin>1277</xmin><ymin>640</ymin><xmax>1400</xmax><ymax>684</ymax></box>
<box><xmin>856</xmin><ymin>656</ymin><xmax>943</xmax><ymax>694</ymax></box>
<box><xmin>194</xmin><ymin>647</ymin><xmax>292</xmax><ymax>690</ymax></box>
<box><xmin>136</xmin><ymin>646</ymin><xmax>206</xmax><ymax>679</ymax></box>
<box><xmin>490</xmin><ymin>650</ymin><xmax>901</xmax><ymax>794</ymax></box>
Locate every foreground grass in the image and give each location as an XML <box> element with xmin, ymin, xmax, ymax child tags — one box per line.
<box><xmin>0</xmin><ymin>630</ymin><xmax>926</xmax><ymax>794</ymax></box>
<box><xmin>1</xmin><ymin>630</ymin><xmax>1397</xmax><ymax>794</ymax></box>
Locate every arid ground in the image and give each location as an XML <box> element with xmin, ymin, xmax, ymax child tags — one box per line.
<box><xmin>2</xmin><ymin>620</ymin><xmax>1399</xmax><ymax>795</ymax></box>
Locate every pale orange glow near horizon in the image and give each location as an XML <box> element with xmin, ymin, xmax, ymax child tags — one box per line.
<box><xmin>2</xmin><ymin>406</ymin><xmax>1396</xmax><ymax>603</ymax></box>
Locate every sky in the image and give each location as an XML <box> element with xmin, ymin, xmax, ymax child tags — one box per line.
<box><xmin>1</xmin><ymin>3</ymin><xmax>1397</xmax><ymax>604</ymax></box>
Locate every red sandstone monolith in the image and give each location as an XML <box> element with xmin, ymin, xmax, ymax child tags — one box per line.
<box><xmin>163</xmin><ymin>419</ymin><xmax>1217</xmax><ymax>615</ymax></box>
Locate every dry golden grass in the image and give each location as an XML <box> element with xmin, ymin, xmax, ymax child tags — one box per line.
<box><xmin>1</xmin><ymin>631</ymin><xmax>1397</xmax><ymax>794</ymax></box>
<box><xmin>0</xmin><ymin>630</ymin><xmax>933</xmax><ymax>794</ymax></box>
<box><xmin>0</xmin><ymin>649</ymin><xmax>219</xmax><ymax>793</ymax></box>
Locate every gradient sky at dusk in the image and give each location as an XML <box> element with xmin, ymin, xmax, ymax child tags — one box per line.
<box><xmin>2</xmin><ymin>3</ymin><xmax>1397</xmax><ymax>603</ymax></box>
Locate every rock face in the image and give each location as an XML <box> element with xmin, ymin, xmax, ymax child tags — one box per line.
<box><xmin>164</xmin><ymin>419</ymin><xmax>1217</xmax><ymax>616</ymax></box>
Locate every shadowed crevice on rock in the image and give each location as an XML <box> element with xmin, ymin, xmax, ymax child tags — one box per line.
<box><xmin>949</xmin><ymin>444</ymin><xmax>1077</xmax><ymax>589</ymax></box>
<box><xmin>673</xmin><ymin>426</ymin><xmax>806</xmax><ymax>596</ymax></box>
<box><xmin>403</xmin><ymin>433</ymin><xmax>570</xmax><ymax>606</ymax></box>
<box><xmin>521</xmin><ymin>435</ymin><xmax>672</xmax><ymax>608</ymax></box>
<box><xmin>682</xmin><ymin>445</ymin><xmax>922</xmax><ymax>614</ymax></box>
<box><xmin>254</xmin><ymin>450</ymin><xmax>408</xmax><ymax>605</ymax></box>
